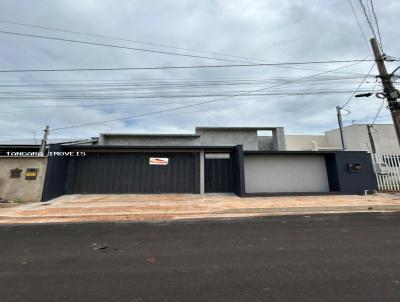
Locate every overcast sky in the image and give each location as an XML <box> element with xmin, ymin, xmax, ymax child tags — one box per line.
<box><xmin>0</xmin><ymin>0</ymin><xmax>399</xmax><ymax>141</ymax></box>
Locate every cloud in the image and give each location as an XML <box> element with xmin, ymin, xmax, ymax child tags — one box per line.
<box><xmin>0</xmin><ymin>0</ymin><xmax>397</xmax><ymax>141</ymax></box>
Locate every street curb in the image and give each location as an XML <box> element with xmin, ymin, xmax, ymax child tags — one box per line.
<box><xmin>1</xmin><ymin>205</ymin><xmax>400</xmax><ymax>224</ymax></box>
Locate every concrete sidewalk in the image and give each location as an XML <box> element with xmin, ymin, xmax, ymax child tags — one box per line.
<box><xmin>1</xmin><ymin>193</ymin><xmax>400</xmax><ymax>224</ymax></box>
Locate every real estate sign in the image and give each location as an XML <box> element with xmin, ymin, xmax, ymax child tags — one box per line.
<box><xmin>149</xmin><ymin>157</ymin><xmax>169</xmax><ymax>165</ymax></box>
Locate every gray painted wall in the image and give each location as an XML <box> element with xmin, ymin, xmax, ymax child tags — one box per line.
<box><xmin>272</xmin><ymin>127</ymin><xmax>286</xmax><ymax>151</ymax></box>
<box><xmin>196</xmin><ymin>129</ymin><xmax>259</xmax><ymax>150</ymax></box>
<box><xmin>100</xmin><ymin>127</ymin><xmax>286</xmax><ymax>151</ymax></box>
<box><xmin>258</xmin><ymin>136</ymin><xmax>273</xmax><ymax>150</ymax></box>
<box><xmin>244</xmin><ymin>154</ymin><xmax>330</xmax><ymax>193</ymax></box>
<box><xmin>100</xmin><ymin>135</ymin><xmax>200</xmax><ymax>146</ymax></box>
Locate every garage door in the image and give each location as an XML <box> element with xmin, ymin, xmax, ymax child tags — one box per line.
<box><xmin>244</xmin><ymin>154</ymin><xmax>330</xmax><ymax>193</ymax></box>
<box><xmin>66</xmin><ymin>153</ymin><xmax>198</xmax><ymax>194</ymax></box>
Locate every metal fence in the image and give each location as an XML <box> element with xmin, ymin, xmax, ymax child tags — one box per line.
<box><xmin>371</xmin><ymin>153</ymin><xmax>400</xmax><ymax>191</ymax></box>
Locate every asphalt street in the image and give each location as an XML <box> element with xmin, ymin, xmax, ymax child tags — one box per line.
<box><xmin>1</xmin><ymin>213</ymin><xmax>400</xmax><ymax>302</ymax></box>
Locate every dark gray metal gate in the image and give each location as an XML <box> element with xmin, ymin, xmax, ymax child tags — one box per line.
<box><xmin>66</xmin><ymin>152</ymin><xmax>198</xmax><ymax>194</ymax></box>
<box><xmin>205</xmin><ymin>155</ymin><xmax>234</xmax><ymax>193</ymax></box>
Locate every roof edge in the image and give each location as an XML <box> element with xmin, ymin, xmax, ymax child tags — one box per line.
<box><xmin>100</xmin><ymin>133</ymin><xmax>199</xmax><ymax>137</ymax></box>
<box><xmin>196</xmin><ymin>127</ymin><xmax>283</xmax><ymax>131</ymax></box>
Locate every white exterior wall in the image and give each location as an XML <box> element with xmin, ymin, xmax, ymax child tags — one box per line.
<box><xmin>324</xmin><ymin>128</ymin><xmax>343</xmax><ymax>150</ymax></box>
<box><xmin>367</xmin><ymin>124</ymin><xmax>400</xmax><ymax>153</ymax></box>
<box><xmin>285</xmin><ymin>135</ymin><xmax>330</xmax><ymax>151</ymax></box>
<box><xmin>325</xmin><ymin>124</ymin><xmax>400</xmax><ymax>153</ymax></box>
<box><xmin>244</xmin><ymin>155</ymin><xmax>330</xmax><ymax>193</ymax></box>
<box><xmin>285</xmin><ymin>124</ymin><xmax>399</xmax><ymax>153</ymax></box>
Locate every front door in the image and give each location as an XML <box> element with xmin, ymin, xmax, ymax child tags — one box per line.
<box><xmin>205</xmin><ymin>153</ymin><xmax>233</xmax><ymax>193</ymax></box>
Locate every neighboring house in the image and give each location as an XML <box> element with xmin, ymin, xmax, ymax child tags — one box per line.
<box><xmin>285</xmin><ymin>124</ymin><xmax>400</xmax><ymax>153</ymax></box>
<box><xmin>0</xmin><ymin>138</ymin><xmax>98</xmax><ymax>202</ymax></box>
<box><xmin>325</xmin><ymin>124</ymin><xmax>400</xmax><ymax>153</ymax></box>
<box><xmin>0</xmin><ymin>155</ymin><xmax>47</xmax><ymax>202</ymax></box>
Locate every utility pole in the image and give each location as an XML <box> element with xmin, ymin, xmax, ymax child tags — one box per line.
<box><xmin>370</xmin><ymin>37</ymin><xmax>400</xmax><ymax>146</ymax></box>
<box><xmin>39</xmin><ymin>125</ymin><xmax>50</xmax><ymax>155</ymax></box>
<box><xmin>336</xmin><ymin>106</ymin><xmax>346</xmax><ymax>150</ymax></box>
<box><xmin>367</xmin><ymin>124</ymin><xmax>376</xmax><ymax>154</ymax></box>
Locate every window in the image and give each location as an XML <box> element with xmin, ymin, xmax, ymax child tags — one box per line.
<box><xmin>205</xmin><ymin>153</ymin><xmax>230</xmax><ymax>159</ymax></box>
<box><xmin>257</xmin><ymin>130</ymin><xmax>272</xmax><ymax>137</ymax></box>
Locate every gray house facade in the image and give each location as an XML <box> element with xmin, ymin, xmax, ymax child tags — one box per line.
<box><xmin>99</xmin><ymin>127</ymin><xmax>286</xmax><ymax>151</ymax></box>
<box><xmin>41</xmin><ymin>126</ymin><xmax>377</xmax><ymax>201</ymax></box>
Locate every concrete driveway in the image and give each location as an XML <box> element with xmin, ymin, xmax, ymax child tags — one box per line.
<box><xmin>1</xmin><ymin>193</ymin><xmax>400</xmax><ymax>224</ymax></box>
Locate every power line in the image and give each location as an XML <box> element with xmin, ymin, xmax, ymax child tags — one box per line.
<box><xmin>358</xmin><ymin>0</ymin><xmax>382</xmax><ymax>52</ymax></box>
<box><xmin>0</xmin><ymin>74</ymin><xmax>370</xmax><ymax>83</ymax></box>
<box><xmin>0</xmin><ymin>59</ymin><xmax>378</xmax><ymax>73</ymax></box>
<box><xmin>371</xmin><ymin>98</ymin><xmax>386</xmax><ymax>125</ymax></box>
<box><xmin>0</xmin><ymin>85</ymin><xmax>375</xmax><ymax>95</ymax></box>
<box><xmin>51</xmin><ymin>59</ymin><xmax>368</xmax><ymax>131</ymax></box>
<box><xmin>0</xmin><ymin>78</ymin><xmax>371</xmax><ymax>89</ymax></box>
<box><xmin>0</xmin><ymin>19</ymin><xmax>373</xmax><ymax>75</ymax></box>
<box><xmin>0</xmin><ymin>77</ymin><xmax>377</xmax><ymax>92</ymax></box>
<box><xmin>0</xmin><ymin>19</ymin><xmax>265</xmax><ymax>63</ymax></box>
<box><xmin>0</xmin><ymin>30</ymin><xmax>251</xmax><ymax>64</ymax></box>
<box><xmin>365</xmin><ymin>0</ymin><xmax>374</xmax><ymax>25</ymax></box>
<box><xmin>0</xmin><ymin>30</ymin><xmax>384</xmax><ymax>77</ymax></box>
<box><xmin>0</xmin><ymin>76</ymin><xmax>375</xmax><ymax>87</ymax></box>
<box><xmin>347</xmin><ymin>0</ymin><xmax>370</xmax><ymax>50</ymax></box>
<box><xmin>0</xmin><ymin>89</ymin><xmax>380</xmax><ymax>104</ymax></box>
<box><xmin>341</xmin><ymin>62</ymin><xmax>375</xmax><ymax>108</ymax></box>
<box><xmin>369</xmin><ymin>0</ymin><xmax>383</xmax><ymax>51</ymax></box>
<box><xmin>358</xmin><ymin>0</ymin><xmax>377</xmax><ymax>37</ymax></box>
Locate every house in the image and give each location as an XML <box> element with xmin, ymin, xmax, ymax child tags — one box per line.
<box><xmin>39</xmin><ymin>126</ymin><xmax>377</xmax><ymax>201</ymax></box>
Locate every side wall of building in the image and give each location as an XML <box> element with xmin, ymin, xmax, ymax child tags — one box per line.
<box><xmin>0</xmin><ymin>157</ymin><xmax>47</xmax><ymax>202</ymax></box>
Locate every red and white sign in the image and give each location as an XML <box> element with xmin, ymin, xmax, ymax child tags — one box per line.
<box><xmin>149</xmin><ymin>157</ymin><xmax>169</xmax><ymax>165</ymax></box>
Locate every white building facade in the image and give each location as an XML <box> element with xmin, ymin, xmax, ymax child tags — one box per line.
<box><xmin>285</xmin><ymin>124</ymin><xmax>400</xmax><ymax>153</ymax></box>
